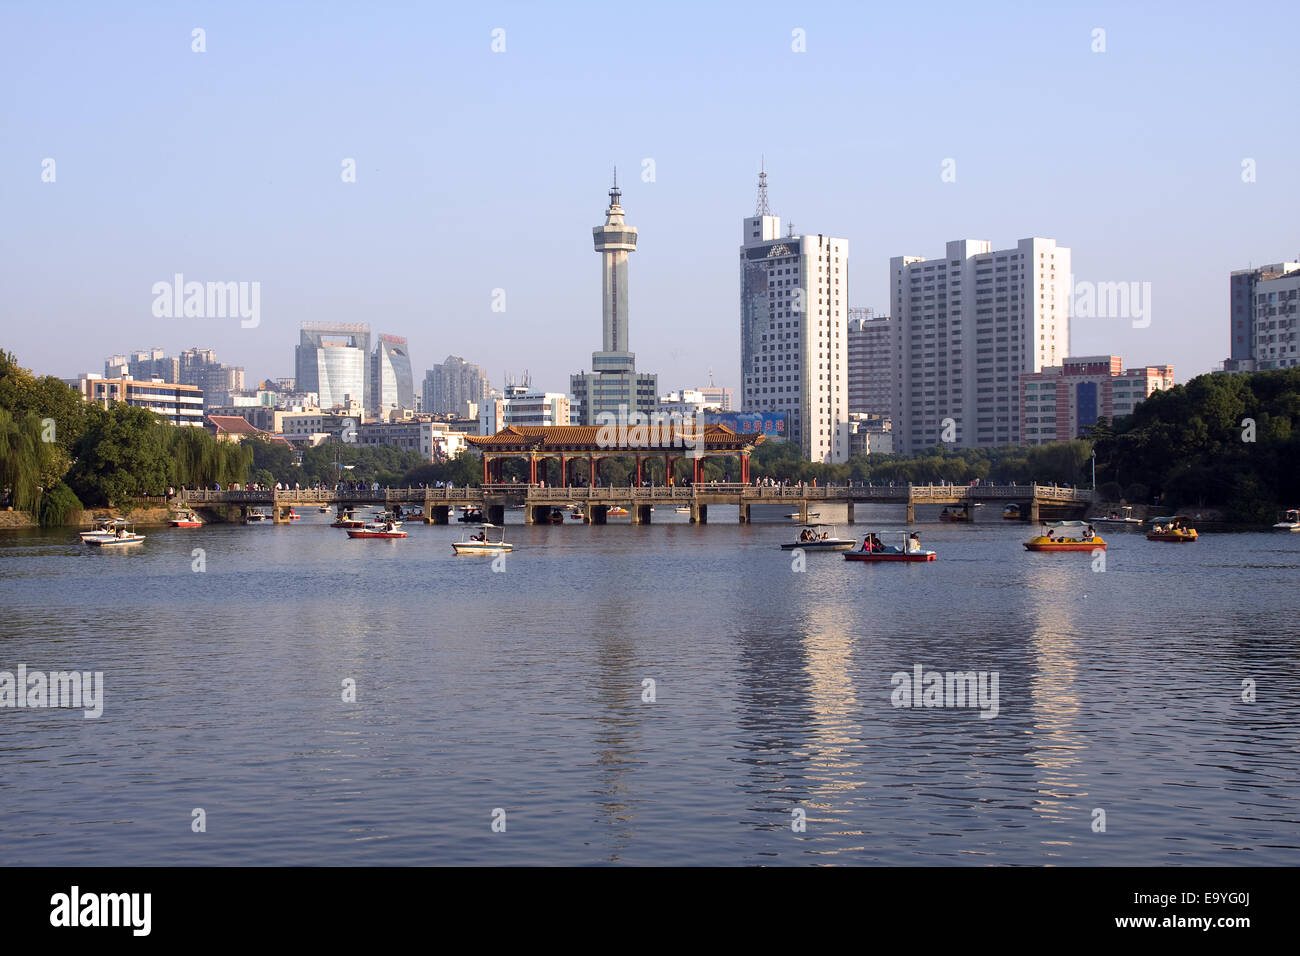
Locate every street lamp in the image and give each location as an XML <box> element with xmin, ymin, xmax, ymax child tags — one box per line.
<box><xmin>1091</xmin><ymin>450</ymin><xmax>1096</xmax><ymax>491</ymax></box>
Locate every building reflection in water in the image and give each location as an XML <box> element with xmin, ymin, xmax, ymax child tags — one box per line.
<box><xmin>1023</xmin><ymin>561</ymin><xmax>1088</xmax><ymax>854</ymax></box>
<box><xmin>588</xmin><ymin>598</ymin><xmax>643</xmax><ymax>862</ymax></box>
<box><xmin>733</xmin><ymin>592</ymin><xmax>868</xmax><ymax>852</ymax></box>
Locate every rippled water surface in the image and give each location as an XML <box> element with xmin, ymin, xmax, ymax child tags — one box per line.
<box><xmin>2</xmin><ymin>506</ymin><xmax>1298</xmax><ymax>865</ymax></box>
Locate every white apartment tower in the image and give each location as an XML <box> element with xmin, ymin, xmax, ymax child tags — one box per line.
<box><xmin>739</xmin><ymin>167</ymin><xmax>849</xmax><ymax>462</ymax></box>
<box><xmin>890</xmin><ymin>238</ymin><xmax>1070</xmax><ymax>454</ymax></box>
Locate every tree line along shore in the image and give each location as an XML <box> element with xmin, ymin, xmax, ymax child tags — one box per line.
<box><xmin>4</xmin><ymin>349</ymin><xmax>1298</xmax><ymax>527</ymax></box>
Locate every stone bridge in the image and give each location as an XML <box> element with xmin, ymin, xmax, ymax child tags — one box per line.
<box><xmin>177</xmin><ymin>483</ymin><xmax>1093</xmax><ymax>525</ymax></box>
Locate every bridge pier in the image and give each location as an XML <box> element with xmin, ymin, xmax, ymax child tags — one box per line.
<box><xmin>1029</xmin><ymin>500</ymin><xmax>1040</xmax><ymax>524</ymax></box>
<box><xmin>590</xmin><ymin>505</ymin><xmax>608</xmax><ymax>525</ymax></box>
<box><xmin>846</xmin><ymin>501</ymin><xmax>855</xmax><ymax>525</ymax></box>
<box><xmin>739</xmin><ymin>503</ymin><xmax>750</xmax><ymax>523</ymax></box>
<box><xmin>905</xmin><ymin>500</ymin><xmax>915</xmax><ymax>524</ymax></box>
<box><xmin>424</xmin><ymin>506</ymin><xmax>451</xmax><ymax>525</ymax></box>
<box><xmin>485</xmin><ymin>504</ymin><xmax>505</xmax><ymax>526</ymax></box>
<box><xmin>633</xmin><ymin>505</ymin><xmax>652</xmax><ymax>525</ymax></box>
<box><xmin>691</xmin><ymin>503</ymin><xmax>708</xmax><ymax>524</ymax></box>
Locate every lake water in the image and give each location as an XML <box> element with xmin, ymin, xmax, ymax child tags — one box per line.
<box><xmin>2</xmin><ymin>506</ymin><xmax>1297</xmax><ymax>865</ymax></box>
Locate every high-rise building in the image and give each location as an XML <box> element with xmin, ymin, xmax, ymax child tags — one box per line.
<box><xmin>179</xmin><ymin>347</ymin><xmax>245</xmax><ymax>409</ymax></box>
<box><xmin>423</xmin><ymin>355</ymin><xmax>491</xmax><ymax>416</ymax></box>
<box><xmin>370</xmin><ymin>334</ymin><xmax>415</xmax><ymax>412</ymax></box>
<box><xmin>1225</xmin><ymin>261</ymin><xmax>1300</xmax><ymax>372</ymax></box>
<box><xmin>739</xmin><ymin>166</ymin><xmax>849</xmax><ymax>462</ymax></box>
<box><xmin>569</xmin><ymin>175</ymin><xmax>659</xmax><ymax>425</ymax></box>
<box><xmin>130</xmin><ymin>348</ymin><xmax>178</xmax><ymax>384</ymax></box>
<box><xmin>890</xmin><ymin>238</ymin><xmax>1070</xmax><ymax>454</ymax></box>
<box><xmin>1020</xmin><ymin>356</ymin><xmax>1174</xmax><ymax>444</ymax></box>
<box><xmin>847</xmin><ymin>309</ymin><xmax>892</xmax><ymax>419</ymax></box>
<box><xmin>295</xmin><ymin>323</ymin><xmax>370</xmax><ymax>410</ymax></box>
<box><xmin>105</xmin><ymin>348</ymin><xmax>177</xmax><ymax>383</ymax></box>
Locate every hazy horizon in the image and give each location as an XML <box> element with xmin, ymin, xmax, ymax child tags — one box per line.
<box><xmin>3</xmin><ymin>0</ymin><xmax>1297</xmax><ymax>394</ymax></box>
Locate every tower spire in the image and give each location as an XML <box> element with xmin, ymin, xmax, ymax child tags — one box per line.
<box><xmin>755</xmin><ymin>156</ymin><xmax>770</xmax><ymax>217</ymax></box>
<box><xmin>609</xmin><ymin>165</ymin><xmax>621</xmax><ymax>207</ymax></box>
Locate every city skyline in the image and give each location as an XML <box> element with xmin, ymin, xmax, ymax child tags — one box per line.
<box><xmin>4</xmin><ymin>1</ymin><xmax>1297</xmax><ymax>396</ymax></box>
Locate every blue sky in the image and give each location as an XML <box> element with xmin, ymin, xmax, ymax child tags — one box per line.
<box><xmin>2</xmin><ymin>0</ymin><xmax>1297</xmax><ymax>393</ymax></box>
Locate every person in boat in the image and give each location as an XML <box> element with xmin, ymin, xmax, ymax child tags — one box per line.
<box><xmin>861</xmin><ymin>535</ymin><xmax>872</xmax><ymax>551</ymax></box>
<box><xmin>868</xmin><ymin>533</ymin><xmax>883</xmax><ymax>552</ymax></box>
<box><xmin>1086</xmin><ymin>525</ymin><xmax>1096</xmax><ymax>539</ymax></box>
<box><xmin>1045</xmin><ymin>529</ymin><xmax>1055</xmax><ymax>540</ymax></box>
<box><xmin>908</xmin><ymin>533</ymin><xmax>921</xmax><ymax>553</ymax></box>
<box><xmin>821</xmin><ymin>531</ymin><xmax>829</xmax><ymax>540</ymax></box>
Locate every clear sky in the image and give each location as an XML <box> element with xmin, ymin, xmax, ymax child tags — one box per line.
<box><xmin>2</xmin><ymin>0</ymin><xmax>1297</xmax><ymax>393</ymax></box>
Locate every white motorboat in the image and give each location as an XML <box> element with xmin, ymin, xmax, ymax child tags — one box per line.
<box><xmin>79</xmin><ymin>519</ymin><xmax>117</xmax><ymax>541</ymax></box>
<box><xmin>780</xmin><ymin>524</ymin><xmax>856</xmax><ymax>551</ymax></box>
<box><xmin>245</xmin><ymin>509</ymin><xmax>270</xmax><ymax>523</ymax></box>
<box><xmin>1272</xmin><ymin>509</ymin><xmax>1300</xmax><ymax>532</ymax></box>
<box><xmin>85</xmin><ymin>521</ymin><xmax>145</xmax><ymax>547</ymax></box>
<box><xmin>452</xmin><ymin>523</ymin><xmax>514</xmax><ymax>555</ymax></box>
<box><xmin>1091</xmin><ymin>506</ymin><xmax>1142</xmax><ymax>526</ymax></box>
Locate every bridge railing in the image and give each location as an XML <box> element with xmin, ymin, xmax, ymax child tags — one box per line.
<box><xmin>178</xmin><ymin>481</ymin><xmax>1093</xmax><ymax>506</ymax></box>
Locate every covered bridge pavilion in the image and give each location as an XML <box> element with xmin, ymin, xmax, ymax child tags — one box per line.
<box><xmin>463</xmin><ymin>424</ymin><xmax>766</xmax><ymax>486</ymax></box>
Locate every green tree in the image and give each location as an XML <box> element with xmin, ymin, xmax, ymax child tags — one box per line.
<box><xmin>66</xmin><ymin>405</ymin><xmax>172</xmax><ymax>506</ymax></box>
<box><xmin>0</xmin><ymin>407</ymin><xmax>60</xmax><ymax>511</ymax></box>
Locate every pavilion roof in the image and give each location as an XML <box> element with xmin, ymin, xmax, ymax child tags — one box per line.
<box><xmin>464</xmin><ymin>424</ymin><xmax>765</xmax><ymax>452</ymax></box>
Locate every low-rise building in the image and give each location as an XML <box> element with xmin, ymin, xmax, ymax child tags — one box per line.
<box><xmin>356</xmin><ymin>420</ymin><xmax>468</xmax><ymax>461</ymax></box>
<box><xmin>75</xmin><ymin>374</ymin><xmax>205</xmax><ymax>427</ymax></box>
<box><xmin>1020</xmin><ymin>356</ymin><xmax>1174</xmax><ymax>443</ymax></box>
<box><xmin>479</xmin><ymin>384</ymin><xmax>570</xmax><ymax>434</ymax></box>
<box><xmin>278</xmin><ymin>412</ymin><xmax>361</xmax><ymax>444</ymax></box>
<box><xmin>205</xmin><ymin>415</ymin><xmax>293</xmax><ymax>446</ymax></box>
<box><xmin>846</xmin><ymin>414</ymin><xmax>893</xmax><ymax>456</ymax></box>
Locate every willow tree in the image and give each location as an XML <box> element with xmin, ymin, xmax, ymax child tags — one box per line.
<box><xmin>0</xmin><ymin>407</ymin><xmax>59</xmax><ymax>512</ymax></box>
<box><xmin>166</xmin><ymin>426</ymin><xmax>252</xmax><ymax>489</ymax></box>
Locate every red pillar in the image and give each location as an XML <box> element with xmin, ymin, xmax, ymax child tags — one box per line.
<box><xmin>635</xmin><ymin>455</ymin><xmax>642</xmax><ymax>486</ymax></box>
<box><xmin>529</xmin><ymin>456</ymin><xmax>536</xmax><ymax>484</ymax></box>
<box><xmin>560</xmin><ymin>454</ymin><xmax>567</xmax><ymax>488</ymax></box>
<box><xmin>741</xmin><ymin>452</ymin><xmax>750</xmax><ymax>484</ymax></box>
<box><xmin>482</xmin><ymin>455</ymin><xmax>489</xmax><ymax>484</ymax></box>
<box><xmin>589</xmin><ymin>455</ymin><xmax>595</xmax><ymax>488</ymax></box>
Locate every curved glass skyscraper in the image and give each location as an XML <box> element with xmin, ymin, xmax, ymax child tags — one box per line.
<box><xmin>295</xmin><ymin>323</ymin><xmax>370</xmax><ymax>409</ymax></box>
<box><xmin>371</xmin><ymin>334</ymin><xmax>414</xmax><ymax>413</ymax></box>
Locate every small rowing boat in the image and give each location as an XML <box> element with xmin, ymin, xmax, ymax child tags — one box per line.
<box><xmin>781</xmin><ymin>524</ymin><xmax>856</xmax><ymax>551</ymax></box>
<box><xmin>844</xmin><ymin>530</ymin><xmax>936</xmax><ymax>562</ymax></box>
<box><xmin>1024</xmin><ymin>520</ymin><xmax>1106</xmax><ymax>552</ymax></box>
<box><xmin>453</xmin><ymin>523</ymin><xmax>513</xmax><ymax>554</ymax></box>
<box><xmin>1146</xmin><ymin>516</ymin><xmax>1198</xmax><ymax>542</ymax></box>
<box><xmin>84</xmin><ymin>520</ymin><xmax>145</xmax><ymax>547</ymax></box>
